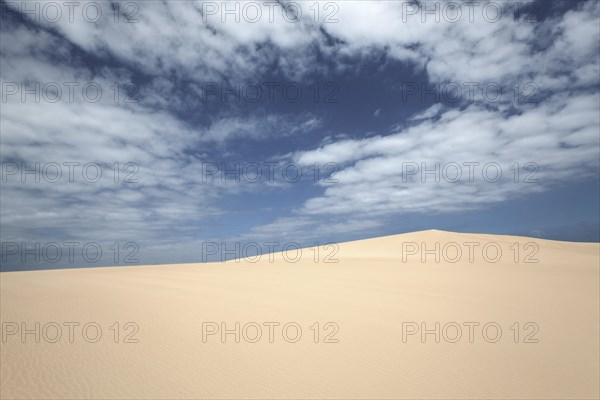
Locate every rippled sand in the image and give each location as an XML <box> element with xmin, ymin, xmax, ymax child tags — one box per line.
<box><xmin>1</xmin><ymin>230</ymin><xmax>599</xmax><ymax>399</ymax></box>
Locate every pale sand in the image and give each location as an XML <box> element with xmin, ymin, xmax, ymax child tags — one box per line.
<box><xmin>1</xmin><ymin>230</ymin><xmax>599</xmax><ymax>399</ymax></box>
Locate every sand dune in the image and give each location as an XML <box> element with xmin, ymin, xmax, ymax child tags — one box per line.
<box><xmin>1</xmin><ymin>230</ymin><xmax>599</xmax><ymax>399</ymax></box>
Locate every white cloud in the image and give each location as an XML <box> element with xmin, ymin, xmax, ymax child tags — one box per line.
<box><xmin>241</xmin><ymin>1</ymin><xmax>599</xmax><ymax>240</ymax></box>
<box><xmin>1</xmin><ymin>0</ymin><xmax>598</xmax><ymax>255</ymax></box>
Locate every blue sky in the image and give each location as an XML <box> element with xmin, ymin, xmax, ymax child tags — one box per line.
<box><xmin>1</xmin><ymin>0</ymin><xmax>599</xmax><ymax>270</ymax></box>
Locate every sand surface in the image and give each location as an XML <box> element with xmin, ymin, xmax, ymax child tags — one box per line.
<box><xmin>1</xmin><ymin>230</ymin><xmax>599</xmax><ymax>399</ymax></box>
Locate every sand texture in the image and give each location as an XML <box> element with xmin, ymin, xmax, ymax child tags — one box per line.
<box><xmin>1</xmin><ymin>230</ymin><xmax>599</xmax><ymax>399</ymax></box>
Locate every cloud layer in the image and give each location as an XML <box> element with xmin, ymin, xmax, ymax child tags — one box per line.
<box><xmin>1</xmin><ymin>0</ymin><xmax>598</xmax><ymax>267</ymax></box>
